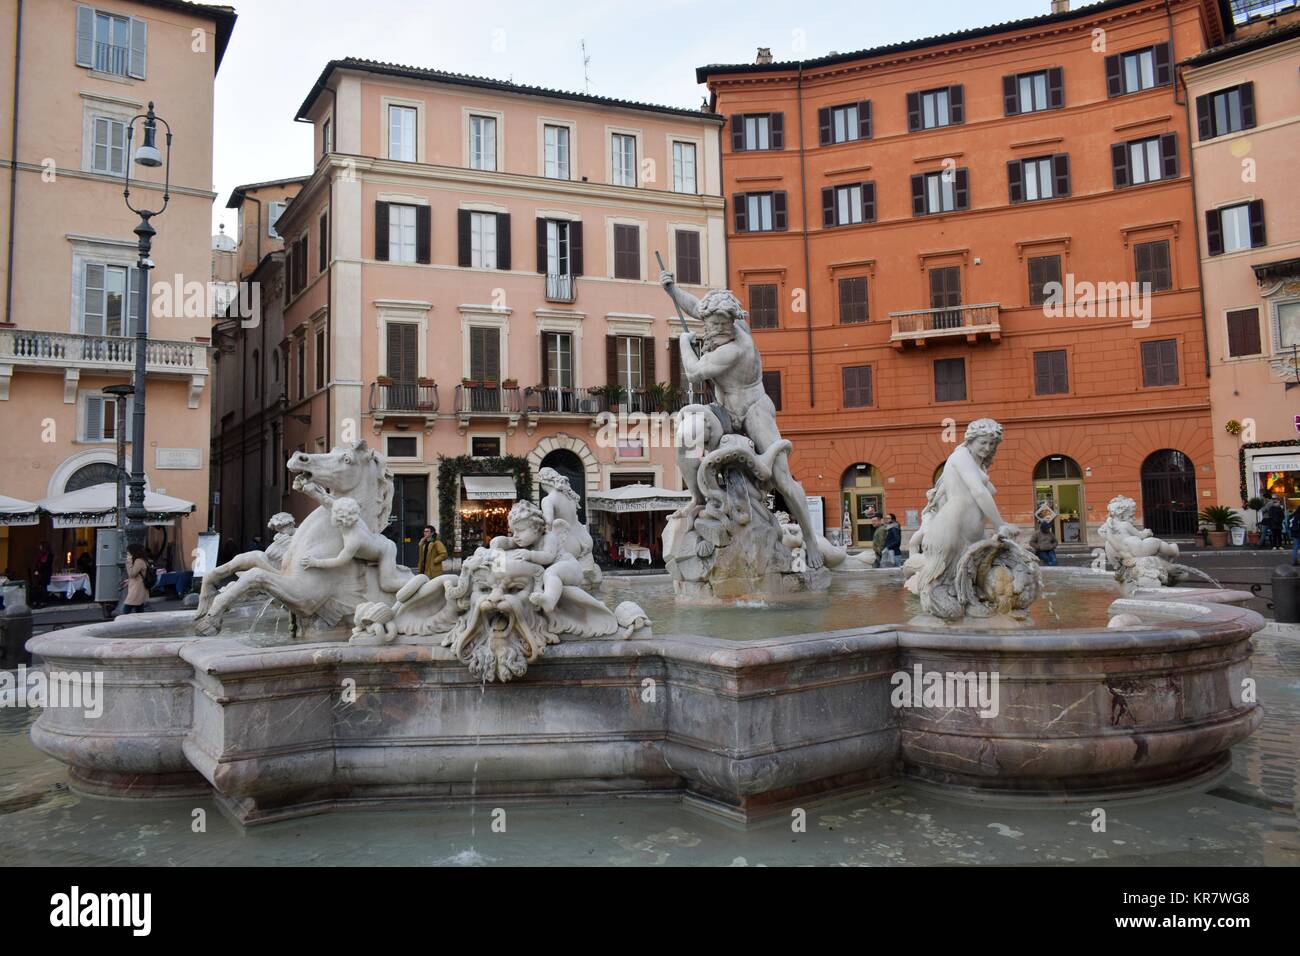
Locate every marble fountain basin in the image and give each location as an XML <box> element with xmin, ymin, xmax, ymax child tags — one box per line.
<box><xmin>25</xmin><ymin>570</ymin><xmax>1263</xmax><ymax>825</ymax></box>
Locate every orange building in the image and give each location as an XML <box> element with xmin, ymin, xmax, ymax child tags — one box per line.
<box><xmin>698</xmin><ymin>0</ymin><xmax>1235</xmax><ymax>546</ymax></box>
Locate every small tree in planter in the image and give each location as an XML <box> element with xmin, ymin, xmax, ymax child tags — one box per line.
<box><xmin>588</xmin><ymin>383</ymin><xmax>626</xmax><ymax>413</ymax></box>
<box><xmin>1198</xmin><ymin>505</ymin><xmax>1243</xmax><ymax>548</ymax></box>
<box><xmin>1246</xmin><ymin>496</ymin><xmax>1266</xmax><ymax>545</ymax></box>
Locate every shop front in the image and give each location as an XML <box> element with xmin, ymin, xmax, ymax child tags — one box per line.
<box><xmin>586</xmin><ymin>481</ymin><xmax>691</xmax><ymax>567</ymax></box>
<box><xmin>1247</xmin><ymin>450</ymin><xmax>1300</xmax><ymax>512</ymax></box>
<box><xmin>457</xmin><ymin>475</ymin><xmax>517</xmax><ymax>554</ymax></box>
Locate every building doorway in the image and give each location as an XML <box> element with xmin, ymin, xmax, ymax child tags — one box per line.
<box><xmin>1141</xmin><ymin>449</ymin><xmax>1198</xmax><ymax>536</ymax></box>
<box><xmin>539</xmin><ymin>448</ymin><xmax>586</xmax><ymax>524</ymax></box>
<box><xmin>841</xmin><ymin>463</ymin><xmax>884</xmax><ymax>546</ymax></box>
<box><xmin>1032</xmin><ymin>455</ymin><xmax>1086</xmax><ymax>544</ymax></box>
<box><xmin>385</xmin><ymin>473</ymin><xmax>428</xmax><ymax>567</ymax></box>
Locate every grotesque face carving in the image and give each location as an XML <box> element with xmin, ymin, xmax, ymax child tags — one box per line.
<box><xmin>449</xmin><ymin>555</ymin><xmax>547</xmax><ymax>683</ymax></box>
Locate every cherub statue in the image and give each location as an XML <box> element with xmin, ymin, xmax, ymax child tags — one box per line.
<box><xmin>1098</xmin><ymin>495</ymin><xmax>1179</xmax><ymax>564</ymax></box>
<box><xmin>537</xmin><ymin>466</ymin><xmax>600</xmax><ymax>586</ymax></box>
<box><xmin>300</xmin><ymin>496</ymin><xmax>408</xmax><ymax>591</ymax></box>
<box><xmin>490</xmin><ymin>500</ymin><xmax>586</xmax><ymax>613</ymax></box>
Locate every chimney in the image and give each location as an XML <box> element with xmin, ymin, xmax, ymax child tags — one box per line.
<box><xmin>1051</xmin><ymin>0</ymin><xmax>1070</xmax><ymax>13</ymax></box>
<box><xmin>755</xmin><ymin>46</ymin><xmax>773</xmax><ymax>64</ymax></box>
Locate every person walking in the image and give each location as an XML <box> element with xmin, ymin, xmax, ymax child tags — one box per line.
<box><xmin>871</xmin><ymin>516</ymin><xmax>887</xmax><ymax>566</ymax></box>
<box><xmin>32</xmin><ymin>541</ymin><xmax>53</xmax><ymax>607</ymax></box>
<box><xmin>417</xmin><ymin>525</ymin><xmax>448</xmax><ymax>578</ymax></box>
<box><xmin>882</xmin><ymin>513</ymin><xmax>902</xmax><ymax>568</ymax></box>
<box><xmin>1030</xmin><ymin>520</ymin><xmax>1059</xmax><ymax>566</ymax></box>
<box><xmin>120</xmin><ymin>543</ymin><xmax>150</xmax><ymax>614</ymax></box>
<box><xmin>1266</xmin><ymin>499</ymin><xmax>1285</xmax><ymax>550</ymax></box>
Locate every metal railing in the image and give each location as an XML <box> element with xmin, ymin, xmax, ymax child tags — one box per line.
<box><xmin>1230</xmin><ymin>0</ymin><xmax>1296</xmax><ymax>24</ymax></box>
<box><xmin>454</xmin><ymin>384</ymin><xmax>521</xmax><ymax>415</ymax></box>
<box><xmin>94</xmin><ymin>42</ymin><xmax>129</xmax><ymax>76</ymax></box>
<box><xmin>0</xmin><ymin>329</ymin><xmax>206</xmax><ymax>373</ymax></box>
<box><xmin>545</xmin><ymin>273</ymin><xmax>577</xmax><ymax>303</ymax></box>
<box><xmin>889</xmin><ymin>303</ymin><xmax>1001</xmax><ymax>338</ymax></box>
<box><xmin>526</xmin><ymin>386</ymin><xmax>596</xmax><ymax>415</ymax></box>
<box><xmin>369</xmin><ymin>381</ymin><xmax>438</xmax><ymax>413</ymax></box>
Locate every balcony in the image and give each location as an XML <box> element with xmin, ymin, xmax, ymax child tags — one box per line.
<box><xmin>368</xmin><ymin>380</ymin><xmax>438</xmax><ymax>428</ymax></box>
<box><xmin>94</xmin><ymin>41</ymin><xmax>129</xmax><ymax>77</ymax></box>
<box><xmin>0</xmin><ymin>328</ymin><xmax>209</xmax><ymax>406</ymax></box>
<box><xmin>888</xmin><ymin>303</ymin><xmax>1002</xmax><ymax>349</ymax></box>
<box><xmin>545</xmin><ymin>273</ymin><xmax>577</xmax><ymax>304</ymax></box>
<box><xmin>525</xmin><ymin>386</ymin><xmax>599</xmax><ymax>416</ymax></box>
<box><xmin>454</xmin><ymin>383</ymin><xmax>522</xmax><ymax>434</ymax></box>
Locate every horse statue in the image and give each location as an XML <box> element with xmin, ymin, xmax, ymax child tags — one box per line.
<box><xmin>194</xmin><ymin>441</ymin><xmax>411</xmax><ymax>636</ymax></box>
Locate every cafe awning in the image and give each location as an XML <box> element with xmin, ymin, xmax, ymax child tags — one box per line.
<box><xmin>587</xmin><ymin>484</ymin><xmax>691</xmax><ymax>514</ymax></box>
<box><xmin>0</xmin><ymin>494</ymin><xmax>39</xmax><ymax>526</ymax></box>
<box><xmin>36</xmin><ymin>483</ymin><xmax>195</xmax><ymax>529</ymax></box>
<box><xmin>462</xmin><ymin>475</ymin><xmax>518</xmax><ymax>500</ymax></box>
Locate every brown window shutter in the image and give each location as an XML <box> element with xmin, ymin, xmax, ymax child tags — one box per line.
<box><xmin>570</xmin><ymin>220</ymin><xmax>584</xmax><ymax>276</ymax></box>
<box><xmin>1111</xmin><ymin>143</ymin><xmax>1129</xmax><ymax>187</ymax></box>
<box><xmin>770</xmin><ymin>112</ymin><xmax>784</xmax><ymax>149</ymax></box>
<box><xmin>457</xmin><ymin>209</ymin><xmax>472</xmax><ymax>267</ymax></box>
<box><xmin>375</xmin><ymin>201</ymin><xmax>389</xmax><ymax>261</ymax></box>
<box><xmin>948</xmin><ymin>85</ymin><xmax>964</xmax><ymax>124</ymax></box>
<box><xmin>1240</xmin><ymin>82</ymin><xmax>1256</xmax><ymax>128</ymax></box>
<box><xmin>862</xmin><ymin>182</ymin><xmax>876</xmax><ymax>222</ymax></box>
<box><xmin>733</xmin><ymin>193</ymin><xmax>748</xmax><ymax>232</ymax></box>
<box><xmin>1134</xmin><ymin>242</ymin><xmax>1152</xmax><ymax>285</ymax></box>
<box><xmin>953</xmin><ymin>168</ymin><xmax>969</xmax><ymax>209</ymax></box>
<box><xmin>415</xmin><ymin>205</ymin><xmax>431</xmax><ymax>264</ymax></box>
<box><xmin>1226</xmin><ymin>312</ymin><xmax>1243</xmax><ymax>357</ymax></box>
<box><xmin>536</xmin><ymin>218</ymin><xmax>548</xmax><ymax>273</ymax></box>
<box><xmin>1140</xmin><ymin>342</ymin><xmax>1160</xmax><ymax>386</ymax></box>
<box><xmin>1033</xmin><ymin>352</ymin><xmax>1049</xmax><ymax>395</ymax></box>
<box><xmin>1153</xmin><ymin>241</ymin><xmax>1171</xmax><ymax>290</ymax></box>
<box><xmin>1153</xmin><ymin>42</ymin><xmax>1172</xmax><ymax>86</ymax></box>
<box><xmin>763</xmin><ymin>370</ymin><xmax>781</xmax><ymax>411</ymax></box>
<box><xmin>606</xmin><ymin>335</ymin><xmax>618</xmax><ymax>387</ymax></box>
<box><xmin>1195</xmin><ymin>93</ymin><xmax>1213</xmax><ymax>140</ymax></box>
<box><xmin>1161</xmin><ymin>340</ymin><xmax>1178</xmax><ymax>384</ymax></box>
<box><xmin>911</xmin><ymin>174</ymin><xmax>926</xmax><ymax>215</ymax></box>
<box><xmin>839</xmin><ymin>278</ymin><xmax>851</xmax><ymax>321</ymax></box>
<box><xmin>773</xmin><ymin>191</ymin><xmax>788</xmax><ymax>230</ymax></box>
<box><xmin>731</xmin><ymin>115</ymin><xmax>745</xmax><ymax>151</ymax></box>
<box><xmin>496</xmin><ymin>213</ymin><xmax>511</xmax><ymax>270</ymax></box>
<box><xmin>818</xmin><ymin>107</ymin><xmax>831</xmax><ymax>146</ymax></box>
<box><xmin>1105</xmin><ymin>54</ymin><xmax>1122</xmax><ymax>97</ymax></box>
<box><xmin>1003</xmin><ymin>75</ymin><xmax>1019</xmax><ymax>115</ymax></box>
<box><xmin>822</xmin><ymin>187</ymin><xmax>835</xmax><ymax>227</ymax></box>
<box><xmin>642</xmin><ymin>336</ymin><xmax>656</xmax><ymax>385</ymax></box>
<box><xmin>1047</xmin><ymin>67</ymin><xmax>1064</xmax><ymax>109</ymax></box>
<box><xmin>1159</xmin><ymin>132</ymin><xmax>1178</xmax><ymax>178</ymax></box>
<box><xmin>1205</xmin><ymin>208</ymin><xmax>1223</xmax><ymax>256</ymax></box>
<box><xmin>1248</xmin><ymin>199</ymin><xmax>1266</xmax><ymax>247</ymax></box>
<box><xmin>1052</xmin><ymin>153</ymin><xmax>1070</xmax><ymax>197</ymax></box>
<box><xmin>1007</xmin><ymin>160</ymin><xmax>1024</xmax><ymax>204</ymax></box>
<box><xmin>906</xmin><ymin>91</ymin><xmax>921</xmax><ymax>131</ymax></box>
<box><xmin>669</xmin><ymin>339</ymin><xmax>682</xmax><ymax>394</ymax></box>
<box><xmin>858</xmin><ymin>101</ymin><xmax>872</xmax><ymax>138</ymax></box>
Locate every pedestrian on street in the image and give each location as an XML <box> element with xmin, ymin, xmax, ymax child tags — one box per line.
<box><xmin>119</xmin><ymin>543</ymin><xmax>150</xmax><ymax>614</ymax></box>
<box><xmin>1266</xmin><ymin>500</ymin><xmax>1285</xmax><ymax>549</ymax></box>
<box><xmin>33</xmin><ymin>541</ymin><xmax>53</xmax><ymax>608</ymax></box>
<box><xmin>883</xmin><ymin>513</ymin><xmax>902</xmax><ymax>567</ymax></box>
<box><xmin>1030</xmin><ymin>520</ymin><xmax>1058</xmax><ymax>566</ymax></box>
<box><xmin>418</xmin><ymin>524</ymin><xmax>448</xmax><ymax>577</ymax></box>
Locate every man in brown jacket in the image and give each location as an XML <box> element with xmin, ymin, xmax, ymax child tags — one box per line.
<box><xmin>417</xmin><ymin>525</ymin><xmax>448</xmax><ymax>577</ymax></box>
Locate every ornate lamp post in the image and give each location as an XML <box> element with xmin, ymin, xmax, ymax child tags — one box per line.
<box><xmin>121</xmin><ymin>103</ymin><xmax>171</xmax><ymax>552</ymax></box>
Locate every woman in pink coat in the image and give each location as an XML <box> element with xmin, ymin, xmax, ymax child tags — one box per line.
<box><xmin>121</xmin><ymin>543</ymin><xmax>150</xmax><ymax>612</ymax></box>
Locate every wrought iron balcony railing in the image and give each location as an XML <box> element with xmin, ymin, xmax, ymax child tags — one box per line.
<box><xmin>545</xmin><ymin>273</ymin><xmax>577</xmax><ymax>303</ymax></box>
<box><xmin>454</xmin><ymin>383</ymin><xmax>522</xmax><ymax>415</ymax></box>
<box><xmin>369</xmin><ymin>381</ymin><xmax>438</xmax><ymax>414</ymax></box>
<box><xmin>888</xmin><ymin>303</ymin><xmax>1002</xmax><ymax>346</ymax></box>
<box><xmin>525</xmin><ymin>386</ymin><xmax>598</xmax><ymax>415</ymax></box>
<box><xmin>94</xmin><ymin>42</ymin><xmax>130</xmax><ymax>76</ymax></box>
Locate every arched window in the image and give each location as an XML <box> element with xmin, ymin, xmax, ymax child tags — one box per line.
<box><xmin>540</xmin><ymin>449</ymin><xmax>586</xmax><ymax>524</ymax></box>
<box><xmin>66</xmin><ymin>461</ymin><xmax>118</xmax><ymax>493</ymax></box>
<box><xmin>1033</xmin><ymin>455</ymin><xmax>1082</xmax><ymax>480</ymax></box>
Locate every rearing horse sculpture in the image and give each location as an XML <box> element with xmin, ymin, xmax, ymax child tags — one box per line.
<box><xmin>194</xmin><ymin>441</ymin><xmax>409</xmax><ymax>636</ymax></box>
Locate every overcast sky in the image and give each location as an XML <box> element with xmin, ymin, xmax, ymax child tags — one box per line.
<box><xmin>211</xmin><ymin>0</ymin><xmax>1055</xmax><ymax>234</ymax></box>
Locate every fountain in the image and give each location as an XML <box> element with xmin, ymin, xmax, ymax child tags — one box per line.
<box><xmin>24</xmin><ymin>299</ymin><xmax>1263</xmax><ymax>826</ymax></box>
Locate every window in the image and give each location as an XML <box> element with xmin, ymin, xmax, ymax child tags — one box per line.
<box><xmin>470</xmin><ymin>212</ymin><xmax>498</xmax><ymax>269</ymax></box>
<box><xmin>672</xmin><ymin>141</ymin><xmax>697</xmax><ymax>193</ymax></box>
<box><xmin>1004</xmin><ymin>68</ymin><xmax>1064</xmax><ymax>115</ymax></box>
<box><xmin>389</xmin><ymin>204</ymin><xmax>417</xmax><ymax>264</ymax></box>
<box><xmin>469</xmin><ymin>326</ymin><xmax>501</xmax><ymax>383</ymax></box>
<box><xmin>1206</xmin><ymin>201</ymin><xmax>1265</xmax><ymax>256</ymax></box>
<box><xmin>731</xmin><ymin>112</ymin><xmax>784</xmax><ymax>151</ymax></box>
<box><xmin>1028</xmin><ymin>255</ymin><xmax>1062</xmax><ymax>306</ymax></box>
<box><xmin>386</xmin><ymin>436</ymin><xmax>418</xmax><ymax>459</ymax></box>
<box><xmin>1009</xmin><ymin>155</ymin><xmax>1068</xmax><ymax>203</ymax></box>
<box><xmin>543</xmin><ymin>124</ymin><xmax>570</xmax><ymax>179</ymax></box>
<box><xmin>839</xmin><ymin>277</ymin><xmax>869</xmax><ymax>324</ymax></box>
<box><xmin>315</xmin><ymin>327</ymin><xmax>327</xmax><ymax>390</ymax></box>
<box><xmin>318</xmin><ymin>213</ymin><xmax>328</xmax><ymax>272</ymax></box>
<box><xmin>613</xmin><ymin>223</ymin><xmax>640</xmax><ymax>279</ymax></box>
<box><xmin>748</xmin><ymin>284</ymin><xmax>778</xmax><ymax>329</ymax></box>
<box><xmin>611</xmin><ymin>133</ymin><xmax>637</xmax><ymax>186</ymax></box>
<box><xmin>762</xmin><ymin>371</ymin><xmax>782</xmax><ymax>411</ymax></box>
<box><xmin>82</xmin><ymin>262</ymin><xmax>138</xmax><ymax>336</ymax></box>
<box><xmin>1134</xmin><ymin>240</ymin><xmax>1172</xmax><ymax>292</ymax></box>
<box><xmin>389</xmin><ymin>105</ymin><xmax>417</xmax><ymax>162</ymax></box>
<box><xmin>81</xmin><ymin>392</ymin><xmax>132</xmax><ymax>442</ymax></box>
<box><xmin>908</xmin><ymin>86</ymin><xmax>964</xmax><ymax>131</ymax></box>
<box><xmin>615</xmin><ymin>336</ymin><xmax>644</xmax><ymax>392</ymax></box>
<box><xmin>934</xmin><ymin>358</ymin><xmax>967</xmax><ymax>402</ymax></box>
<box><xmin>1276</xmin><ymin>302</ymin><xmax>1300</xmax><ymax>351</ymax></box>
<box><xmin>385</xmin><ymin>322</ymin><xmax>418</xmax><ymax>383</ymax></box>
<box><xmin>471</xmin><ymin>436</ymin><xmax>501</xmax><ymax>457</ymax></box>
<box><xmin>929</xmin><ymin>267</ymin><xmax>962</xmax><ymax>327</ymax></box>
<box><xmin>1112</xmin><ymin>133</ymin><xmax>1177</xmax><ymax>187</ymax></box>
<box><xmin>1140</xmin><ymin>339</ymin><xmax>1179</xmax><ymax>387</ymax></box>
<box><xmin>675</xmin><ymin>230</ymin><xmax>701</xmax><ymax>286</ymax></box>
<box><xmin>1197</xmin><ymin>83</ymin><xmax>1256</xmax><ymax>140</ymax></box>
<box><xmin>842</xmin><ymin>365</ymin><xmax>873</xmax><ymax>408</ymax></box>
<box><xmin>268</xmin><ymin>201</ymin><xmax>287</xmax><ymax>239</ymax></box>
<box><xmin>546</xmin><ymin>220</ymin><xmax>571</xmax><ymax>276</ymax></box>
<box><xmin>470</xmin><ymin>115</ymin><xmax>497</xmax><ymax>170</ymax></box>
<box><xmin>321</xmin><ymin>118</ymin><xmax>332</xmax><ymax>158</ymax></box>
<box><xmin>733</xmin><ymin>191</ymin><xmax>787</xmax><ymax>232</ymax></box>
<box><xmin>90</xmin><ymin>116</ymin><xmax>127</xmax><ymax>175</ymax></box>
<box><xmin>1106</xmin><ymin>44</ymin><xmax>1172</xmax><ymax>96</ymax></box>
<box><xmin>543</xmin><ymin>332</ymin><xmax>573</xmax><ymax>390</ymax></box>
<box><xmin>1033</xmin><ymin>350</ymin><xmax>1069</xmax><ymax>395</ymax></box>
<box><xmin>75</xmin><ymin>8</ymin><xmax>145</xmax><ymax>79</ymax></box>
<box><xmin>822</xmin><ymin>182</ymin><xmax>875</xmax><ymax>227</ymax></box>
<box><xmin>1226</xmin><ymin>308</ymin><xmax>1262</xmax><ymax>358</ymax></box>
<box><xmin>818</xmin><ymin>101</ymin><xmax>871</xmax><ymax>145</ymax></box>
<box><xmin>911</xmin><ymin>170</ymin><xmax>969</xmax><ymax>216</ymax></box>
<box><xmin>296</xmin><ymin>337</ymin><xmax>306</xmax><ymax>399</ymax></box>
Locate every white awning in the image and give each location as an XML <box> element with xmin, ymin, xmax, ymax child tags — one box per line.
<box><xmin>0</xmin><ymin>494</ymin><xmax>39</xmax><ymax>526</ymax></box>
<box><xmin>36</xmin><ymin>483</ymin><xmax>195</xmax><ymax>529</ymax></box>
<box><xmin>462</xmin><ymin>475</ymin><xmax>518</xmax><ymax>500</ymax></box>
<box><xmin>1252</xmin><ymin>455</ymin><xmax>1300</xmax><ymax>473</ymax></box>
<box><xmin>587</xmin><ymin>484</ymin><xmax>692</xmax><ymax>514</ymax></box>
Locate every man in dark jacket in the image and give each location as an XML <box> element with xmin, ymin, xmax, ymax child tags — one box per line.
<box><xmin>883</xmin><ymin>514</ymin><xmax>902</xmax><ymax>567</ymax></box>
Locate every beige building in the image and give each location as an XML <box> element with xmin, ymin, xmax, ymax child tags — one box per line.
<box><xmin>0</xmin><ymin>0</ymin><xmax>235</xmax><ymax>579</ymax></box>
<box><xmin>1183</xmin><ymin>7</ymin><xmax>1300</xmax><ymax>519</ymax></box>
<box><xmin>275</xmin><ymin>59</ymin><xmax>724</xmax><ymax>563</ymax></box>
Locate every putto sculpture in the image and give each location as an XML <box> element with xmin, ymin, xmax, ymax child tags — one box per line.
<box><xmin>1095</xmin><ymin>494</ymin><xmax>1183</xmax><ymax>588</ymax></box>
<box><xmin>904</xmin><ymin>419</ymin><xmax>1041</xmax><ymax>623</ymax></box>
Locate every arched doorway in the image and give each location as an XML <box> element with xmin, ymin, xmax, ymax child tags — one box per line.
<box><xmin>1141</xmin><ymin>450</ymin><xmax>1198</xmax><ymax>536</ymax></box>
<box><xmin>841</xmin><ymin>463</ymin><xmax>884</xmax><ymax>546</ymax></box>
<box><xmin>66</xmin><ymin>461</ymin><xmax>119</xmax><ymax>492</ymax></box>
<box><xmin>540</xmin><ymin>449</ymin><xmax>586</xmax><ymax>524</ymax></box>
<box><xmin>1033</xmin><ymin>456</ymin><xmax>1085</xmax><ymax>543</ymax></box>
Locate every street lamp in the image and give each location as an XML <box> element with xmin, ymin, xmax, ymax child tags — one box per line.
<box><xmin>121</xmin><ymin>102</ymin><xmax>172</xmax><ymax>553</ymax></box>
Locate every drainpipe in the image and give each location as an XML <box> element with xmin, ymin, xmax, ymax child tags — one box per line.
<box><xmin>796</xmin><ymin>64</ymin><xmax>815</xmax><ymax>406</ymax></box>
<box><xmin>4</xmin><ymin>0</ymin><xmax>23</xmax><ymax>326</ymax></box>
<box><xmin>1167</xmin><ymin>0</ymin><xmax>1212</xmax><ymax>380</ymax></box>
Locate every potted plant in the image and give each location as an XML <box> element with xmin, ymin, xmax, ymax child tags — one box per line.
<box><xmin>417</xmin><ymin>376</ymin><xmax>435</xmax><ymax>387</ymax></box>
<box><xmin>1198</xmin><ymin>505</ymin><xmax>1242</xmax><ymax>548</ymax></box>
<box><xmin>501</xmin><ymin>378</ymin><xmax>518</xmax><ymax>389</ymax></box>
<box><xmin>461</xmin><ymin>377</ymin><xmax>481</xmax><ymax>389</ymax></box>
<box><xmin>1246</xmin><ymin>496</ymin><xmax>1266</xmax><ymax>545</ymax></box>
<box><xmin>588</xmin><ymin>383</ymin><xmax>626</xmax><ymax>413</ymax></box>
<box><xmin>376</xmin><ymin>374</ymin><xmax>394</xmax><ymax>386</ymax></box>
